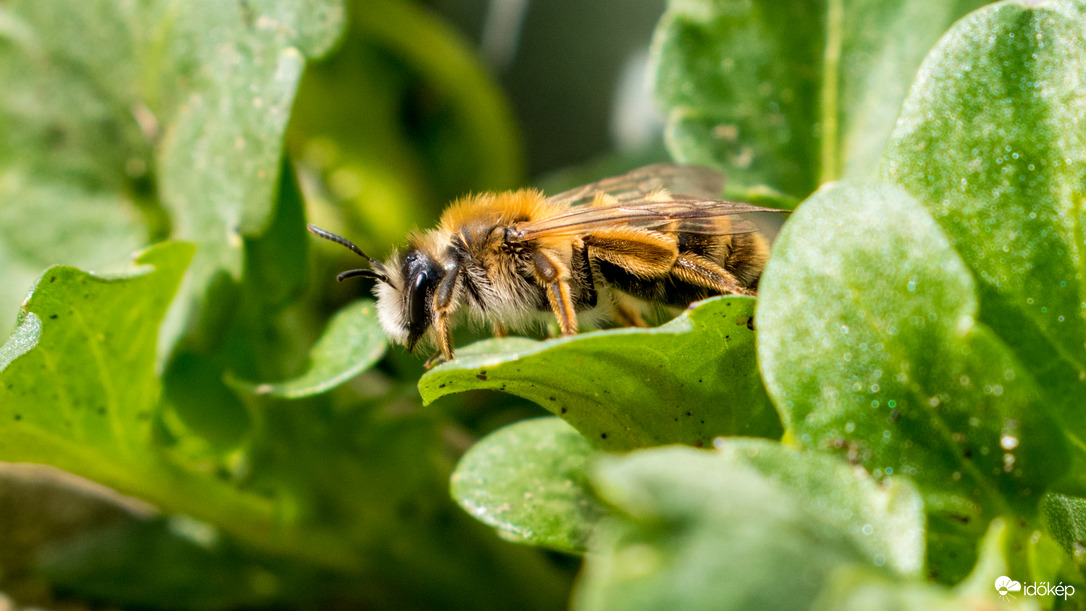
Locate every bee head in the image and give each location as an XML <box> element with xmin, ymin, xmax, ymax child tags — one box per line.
<box><xmin>307</xmin><ymin>225</ymin><xmax>443</xmax><ymax>352</ymax></box>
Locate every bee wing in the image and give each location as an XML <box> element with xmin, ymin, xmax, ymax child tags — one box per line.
<box><xmin>514</xmin><ymin>198</ymin><xmax>788</xmax><ymax>240</ymax></box>
<box><xmin>544</xmin><ymin>163</ymin><xmax>726</xmax><ymax>208</ymax></box>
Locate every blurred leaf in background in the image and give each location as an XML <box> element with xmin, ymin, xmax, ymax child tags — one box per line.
<box><xmin>650</xmin><ymin>0</ymin><xmax>990</xmax><ymax>203</ymax></box>
<box><xmin>0</xmin><ymin>0</ymin><xmax>682</xmax><ymax>608</ymax></box>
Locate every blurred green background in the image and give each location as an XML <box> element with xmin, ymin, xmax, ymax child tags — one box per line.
<box><xmin>0</xmin><ymin>0</ymin><xmax>673</xmax><ymax>608</ymax></box>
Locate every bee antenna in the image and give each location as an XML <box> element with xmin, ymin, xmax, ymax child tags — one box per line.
<box><xmin>307</xmin><ymin>224</ymin><xmax>391</xmax><ymax>284</ymax></box>
<box><xmin>337</xmin><ymin>269</ymin><xmax>388</xmax><ymax>283</ymax></box>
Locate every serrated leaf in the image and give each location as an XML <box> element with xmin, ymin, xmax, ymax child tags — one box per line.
<box><xmin>0</xmin><ymin>243</ymin><xmax>320</xmax><ymax>564</ymax></box>
<box><xmin>227</xmin><ymin>299</ymin><xmax>386</xmax><ymax>398</ymax></box>
<box><xmin>880</xmin><ymin>0</ymin><xmax>1086</xmax><ymax>494</ymax></box>
<box><xmin>650</xmin><ymin>0</ymin><xmax>988</xmax><ymax>199</ymax></box>
<box><xmin>451</xmin><ymin>417</ymin><xmax>605</xmax><ymax>553</ymax></box>
<box><xmin>574</xmin><ymin>443</ymin><xmax>924</xmax><ymax>611</ymax></box>
<box><xmin>420</xmin><ymin>297</ymin><xmax>781</xmax><ymax>450</ymax></box>
<box><xmin>756</xmin><ymin>182</ymin><xmax>1068</xmax><ymax>581</ymax></box>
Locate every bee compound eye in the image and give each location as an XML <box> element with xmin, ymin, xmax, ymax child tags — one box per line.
<box><xmin>402</xmin><ymin>250</ymin><xmax>443</xmax><ymax>349</ymax></box>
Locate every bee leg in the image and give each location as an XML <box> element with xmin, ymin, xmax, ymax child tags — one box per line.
<box><xmin>672</xmin><ymin>254</ymin><xmax>756</xmax><ymax>297</ymax></box>
<box><xmin>531</xmin><ymin>249</ymin><xmax>578</xmax><ymax>335</ymax></box>
<box><xmin>492</xmin><ymin>321</ymin><xmax>508</xmax><ymax>338</ymax></box>
<box><xmin>431</xmin><ymin>311</ymin><xmax>455</xmax><ymax>364</ymax></box>
<box><xmin>613</xmin><ymin>301</ymin><xmax>648</xmax><ymax>327</ymax></box>
<box><xmin>423</xmin><ymin>350</ymin><xmax>446</xmax><ymax>370</ymax></box>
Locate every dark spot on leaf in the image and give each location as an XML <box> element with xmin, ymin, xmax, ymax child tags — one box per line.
<box><xmin>948</xmin><ymin>514</ymin><xmax>971</xmax><ymax>524</ymax></box>
<box><xmin>695</xmin><ymin>440</ymin><xmax>704</xmax><ymax>448</ymax></box>
<box><xmin>49</xmin><ymin>314</ymin><xmax>58</xmax><ymax>320</ymax></box>
<box><xmin>476</xmin><ymin>374</ymin><xmax>488</xmax><ymax>381</ymax></box>
<box><xmin>548</xmin><ymin>396</ymin><xmax>556</xmax><ymax>401</ymax></box>
<box><xmin>560</xmin><ymin>408</ymin><xmax>567</xmax><ymax>415</ymax></box>
<box><xmin>963</xmin><ymin>449</ymin><xmax>972</xmax><ymax>459</ymax></box>
<box><xmin>890</xmin><ymin>409</ymin><xmax>901</xmax><ymax>422</ymax></box>
<box><xmin>746</xmin><ymin>317</ymin><xmax>755</xmax><ymax>331</ymax></box>
<box><xmin>698</xmin><ymin>379</ymin><xmax>703</xmax><ymax>383</ymax></box>
<box><xmin>438</xmin><ymin>383</ymin><xmax>446</xmax><ymax>389</ymax></box>
<box><xmin>49</xmin><ymin>276</ymin><xmax>56</xmax><ymax>283</ymax></box>
<box><xmin>13</xmin><ymin>414</ymin><xmax>21</xmax><ymax>421</ymax></box>
<box><xmin>600</xmin><ymin>433</ymin><xmax>608</xmax><ymax>440</ymax></box>
<box><xmin>686</xmin><ymin>411</ymin><xmax>692</xmax><ymax>417</ymax></box>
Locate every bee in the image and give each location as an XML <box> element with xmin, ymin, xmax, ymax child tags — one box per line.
<box><xmin>308</xmin><ymin>164</ymin><xmax>786</xmax><ymax>366</ymax></box>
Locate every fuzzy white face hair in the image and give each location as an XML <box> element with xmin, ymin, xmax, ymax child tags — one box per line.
<box><xmin>373</xmin><ymin>251</ymin><xmax>409</xmax><ymax>345</ymax></box>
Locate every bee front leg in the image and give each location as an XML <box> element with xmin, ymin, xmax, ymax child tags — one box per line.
<box><xmin>531</xmin><ymin>249</ymin><xmax>578</xmax><ymax>335</ymax></box>
<box><xmin>427</xmin><ymin>270</ymin><xmax>460</xmax><ymax>368</ymax></box>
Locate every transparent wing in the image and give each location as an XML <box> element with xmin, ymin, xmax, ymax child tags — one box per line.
<box><xmin>513</xmin><ymin>198</ymin><xmax>788</xmax><ymax>240</ymax></box>
<box><xmin>544</xmin><ymin>163</ymin><xmax>726</xmax><ymax>208</ymax></box>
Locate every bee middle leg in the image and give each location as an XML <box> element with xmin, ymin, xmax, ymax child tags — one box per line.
<box><xmin>612</xmin><ymin>300</ymin><xmax>648</xmax><ymax>327</ymax></box>
<box><xmin>672</xmin><ymin>253</ymin><xmax>756</xmax><ymax>297</ymax></box>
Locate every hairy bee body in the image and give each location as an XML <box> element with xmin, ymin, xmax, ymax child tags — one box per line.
<box><xmin>309</xmin><ymin>164</ymin><xmax>784</xmax><ymax>365</ymax></box>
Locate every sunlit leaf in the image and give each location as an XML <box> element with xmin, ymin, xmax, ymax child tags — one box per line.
<box><xmin>881</xmin><ymin>0</ymin><xmax>1086</xmax><ymax>495</ymax></box>
<box><xmin>451</xmin><ymin>417</ymin><xmax>605</xmax><ymax>553</ymax></box>
<box><xmin>227</xmin><ymin>299</ymin><xmax>386</xmax><ymax>398</ymax></box>
<box><xmin>420</xmin><ymin>297</ymin><xmax>781</xmax><ymax>450</ymax></box>
<box><xmin>650</xmin><ymin>0</ymin><xmax>988</xmax><ymax>200</ymax></box>
<box><xmin>574</xmin><ymin>442</ymin><xmax>924</xmax><ymax>611</ymax></box>
<box><xmin>757</xmin><ymin>181</ymin><xmax>1067</xmax><ymax>581</ymax></box>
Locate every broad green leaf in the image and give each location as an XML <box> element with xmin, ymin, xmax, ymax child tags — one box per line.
<box><xmin>0</xmin><ymin>0</ymin><xmax>345</xmax><ymax>347</ymax></box>
<box><xmin>227</xmin><ymin>299</ymin><xmax>386</xmax><ymax>398</ymax></box>
<box><xmin>450</xmin><ymin>417</ymin><xmax>605</xmax><ymax>553</ymax></box>
<box><xmin>756</xmin><ymin>182</ymin><xmax>1068</xmax><ymax>580</ymax></box>
<box><xmin>810</xmin><ymin>521</ymin><xmax>1033</xmax><ymax>611</ymax></box>
<box><xmin>650</xmin><ymin>0</ymin><xmax>989</xmax><ymax>200</ymax></box>
<box><xmin>881</xmin><ymin>0</ymin><xmax>1086</xmax><ymax>494</ymax></box>
<box><xmin>0</xmin><ymin>243</ymin><xmax>352</xmax><ymax>566</ymax></box>
<box><xmin>712</xmin><ymin>438</ymin><xmax>924</xmax><ymax>577</ymax></box>
<box><xmin>0</xmin><ymin>7</ymin><xmax>150</xmax><ymax>322</ymax></box>
<box><xmin>420</xmin><ymin>297</ymin><xmax>782</xmax><ymax>450</ymax></box>
<box><xmin>1043</xmin><ymin>493</ymin><xmax>1086</xmax><ymax>577</ymax></box>
<box><xmin>574</xmin><ymin>444</ymin><xmax>922</xmax><ymax>611</ymax></box>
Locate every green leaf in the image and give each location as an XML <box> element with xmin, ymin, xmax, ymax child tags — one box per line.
<box><xmin>0</xmin><ymin>243</ymin><xmax>345</xmax><ymax>565</ymax></box>
<box><xmin>227</xmin><ymin>299</ymin><xmax>387</xmax><ymax>398</ymax></box>
<box><xmin>420</xmin><ymin>296</ymin><xmax>782</xmax><ymax>450</ymax></box>
<box><xmin>712</xmin><ymin>438</ymin><xmax>925</xmax><ymax>577</ymax></box>
<box><xmin>880</xmin><ymin>0</ymin><xmax>1086</xmax><ymax>494</ymax></box>
<box><xmin>450</xmin><ymin>417</ymin><xmax>605</xmax><ymax>553</ymax></box>
<box><xmin>0</xmin><ymin>0</ymin><xmax>345</xmax><ymax>346</ymax></box>
<box><xmin>649</xmin><ymin>0</ymin><xmax>988</xmax><ymax>200</ymax></box>
<box><xmin>573</xmin><ymin>442</ymin><xmax>923</xmax><ymax>611</ymax></box>
<box><xmin>0</xmin><ymin>242</ymin><xmax>195</xmax><ymax>468</ymax></box>
<box><xmin>756</xmin><ymin>182</ymin><xmax>1068</xmax><ymax>580</ymax></box>
<box><xmin>1043</xmin><ymin>492</ymin><xmax>1086</xmax><ymax>574</ymax></box>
